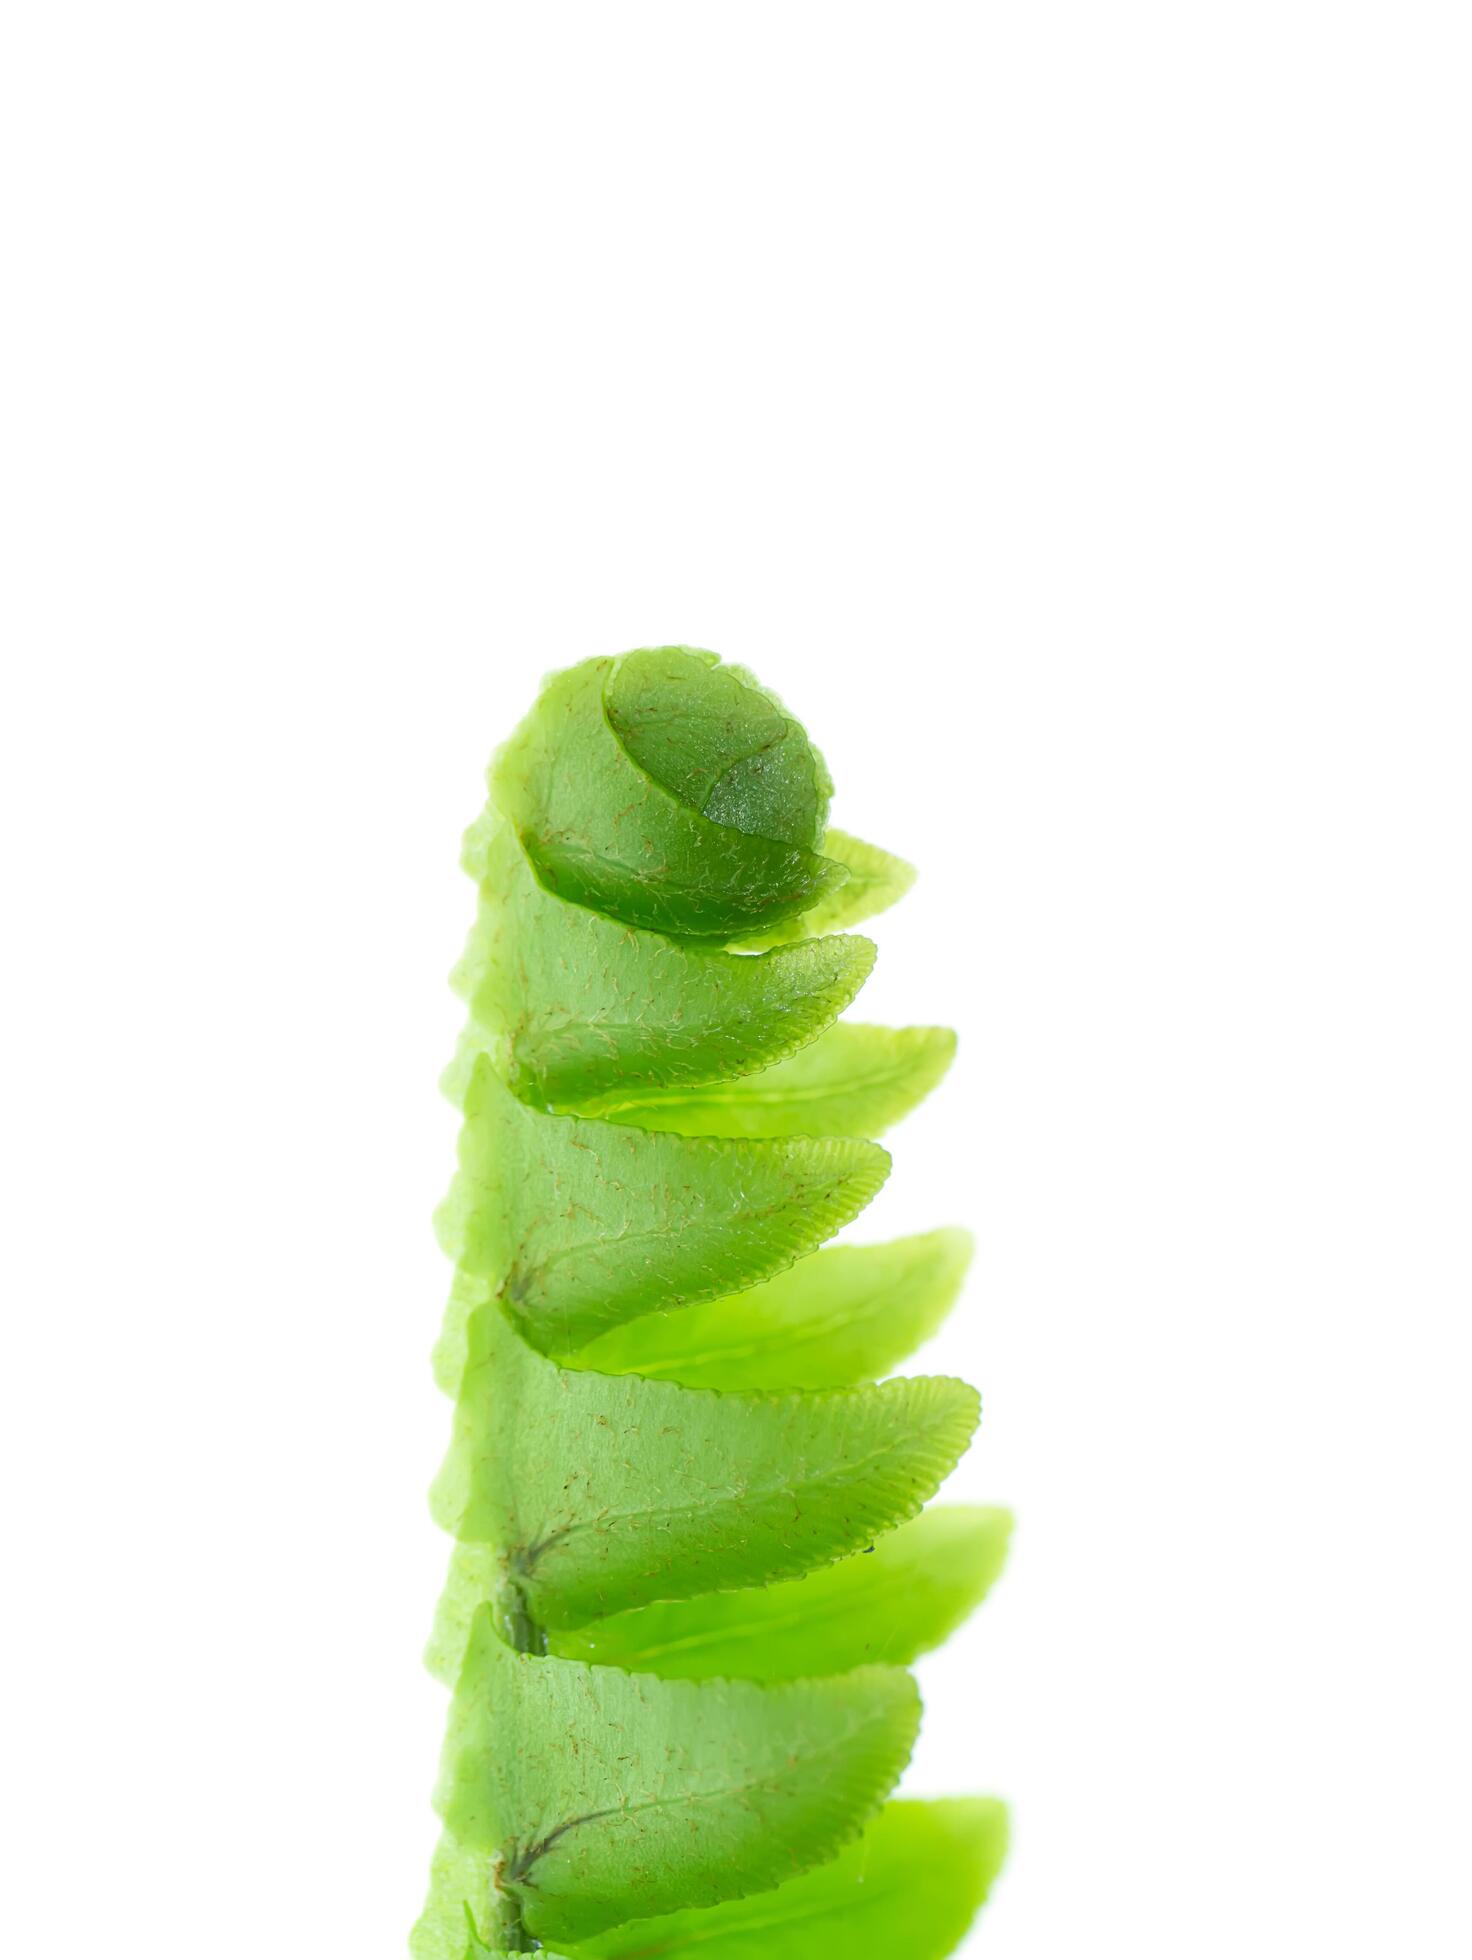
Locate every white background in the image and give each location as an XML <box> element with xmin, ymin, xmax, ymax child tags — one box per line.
<box><xmin>2</xmin><ymin>5</ymin><xmax>1468</xmax><ymax>1956</ymax></box>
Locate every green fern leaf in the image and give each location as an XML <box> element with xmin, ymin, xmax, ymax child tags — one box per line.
<box><xmin>436</xmin><ymin>1056</ymin><xmax>889</xmax><ymax>1357</ymax></box>
<box><xmin>605</xmin><ymin>645</ymin><xmax>833</xmax><ymax>850</ymax></box>
<box><xmin>552</xmin><ymin>1505</ymin><xmax>1013</xmax><ymax>1681</ymax></box>
<box><xmin>429</xmin><ymin>1268</ymin><xmax>493</xmax><ymax>1398</ymax></box>
<box><xmin>494</xmin><ymin>655</ymin><xmax>847</xmax><ymax>940</ymax></box>
<box><xmin>575</xmin><ymin>1228</ymin><xmax>973</xmax><ymax>1389</ymax></box>
<box><xmin>572</xmin><ymin>1797</ymin><xmax>1008</xmax><ymax>1960</ymax></box>
<box><xmin>426</xmin><ymin>1503</ymin><xmax>1007</xmax><ymax>1688</ymax></box>
<box><xmin>589</xmin><ymin>1022</ymin><xmax>956</xmax><ymax>1139</ymax></box>
<box><xmin>450</xmin><ymin>816</ymin><xmax>875</xmax><ymax>1111</ymax></box>
<box><xmin>433</xmin><ymin>1622</ymin><xmax>920</xmax><ymax>1944</ymax></box>
<box><xmin>429</xmin><ymin>1300</ymin><xmax>979</xmax><ymax>1637</ymax></box>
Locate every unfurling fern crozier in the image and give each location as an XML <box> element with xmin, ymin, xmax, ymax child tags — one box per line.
<box><xmin>417</xmin><ymin>648</ymin><xmax>1011</xmax><ymax>1958</ymax></box>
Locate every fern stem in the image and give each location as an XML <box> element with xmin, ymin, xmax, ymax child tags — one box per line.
<box><xmin>483</xmin><ymin>1888</ymin><xmax>535</xmax><ymax>1952</ymax></box>
<box><xmin>497</xmin><ymin>1578</ymin><xmax>548</xmax><ymax>1657</ymax></box>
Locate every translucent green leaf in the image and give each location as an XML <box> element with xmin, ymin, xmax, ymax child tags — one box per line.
<box><xmin>575</xmin><ymin>1228</ymin><xmax>973</xmax><ymax>1390</ymax></box>
<box><xmin>605</xmin><ymin>646</ymin><xmax>831</xmax><ymax>850</ymax></box>
<box><xmin>433</xmin><ymin>1623</ymin><xmax>920</xmax><ymax>1944</ymax></box>
<box><xmin>448</xmin><ymin>817</ymin><xmax>875</xmax><ymax>1112</ymax></box>
<box><xmin>736</xmin><ymin>827</ymin><xmax>916</xmax><ymax>949</ymax></box>
<box><xmin>424</xmin><ymin>1538</ymin><xmax>513</xmax><ymax>1682</ymax></box>
<box><xmin>591</xmin><ymin>1022</ymin><xmax>956</xmax><ymax>1140</ymax></box>
<box><xmin>435</xmin><ymin>1057</ymin><xmax>889</xmax><ymax>1357</ymax></box>
<box><xmin>494</xmin><ymin>657</ymin><xmax>846</xmax><ymax>940</ymax></box>
<box><xmin>430</xmin><ymin>1267</ymin><xmax>493</xmax><ymax>1398</ymax></box>
<box><xmin>429</xmin><ymin>1302</ymin><xmax>980</xmax><ymax>1636</ymax></box>
<box><xmin>572</xmin><ymin>1797</ymin><xmax>1008</xmax><ymax>1960</ymax></box>
<box><xmin>553</xmin><ymin>1505</ymin><xmax>1012</xmax><ymax>1681</ymax></box>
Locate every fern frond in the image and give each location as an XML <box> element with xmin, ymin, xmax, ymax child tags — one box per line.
<box><xmin>418</xmin><ymin>648</ymin><xmax>1010</xmax><ymax>1955</ymax></box>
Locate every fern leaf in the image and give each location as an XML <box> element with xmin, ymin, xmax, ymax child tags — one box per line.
<box><xmin>429</xmin><ymin>1300</ymin><xmax>979</xmax><ymax>1636</ymax></box>
<box><xmin>494</xmin><ymin>655</ymin><xmax>847</xmax><ymax>940</ymax></box>
<box><xmin>429</xmin><ymin>1268</ymin><xmax>493</xmax><ymax>1398</ymax></box>
<box><xmin>575</xmin><ymin>1227</ymin><xmax>973</xmax><ymax>1389</ymax></box>
<box><xmin>553</xmin><ymin>1505</ymin><xmax>1013</xmax><ymax>1681</ymax></box>
<box><xmin>450</xmin><ymin>816</ymin><xmax>875</xmax><ymax>1111</ymax></box>
<box><xmin>425</xmin><ymin>1503</ymin><xmax>1007</xmax><ymax>1689</ymax></box>
<box><xmin>433</xmin><ymin>1622</ymin><xmax>919</xmax><ymax>1944</ymax></box>
<box><xmin>436</xmin><ymin>1056</ymin><xmax>889</xmax><ymax>1356</ymax></box>
<box><xmin>572</xmin><ymin>1797</ymin><xmax>1009</xmax><ymax>1960</ymax></box>
<box><xmin>589</xmin><ymin>1021</ymin><xmax>956</xmax><ymax>1139</ymax></box>
<box><xmin>605</xmin><ymin>645</ymin><xmax>833</xmax><ymax>849</ymax></box>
